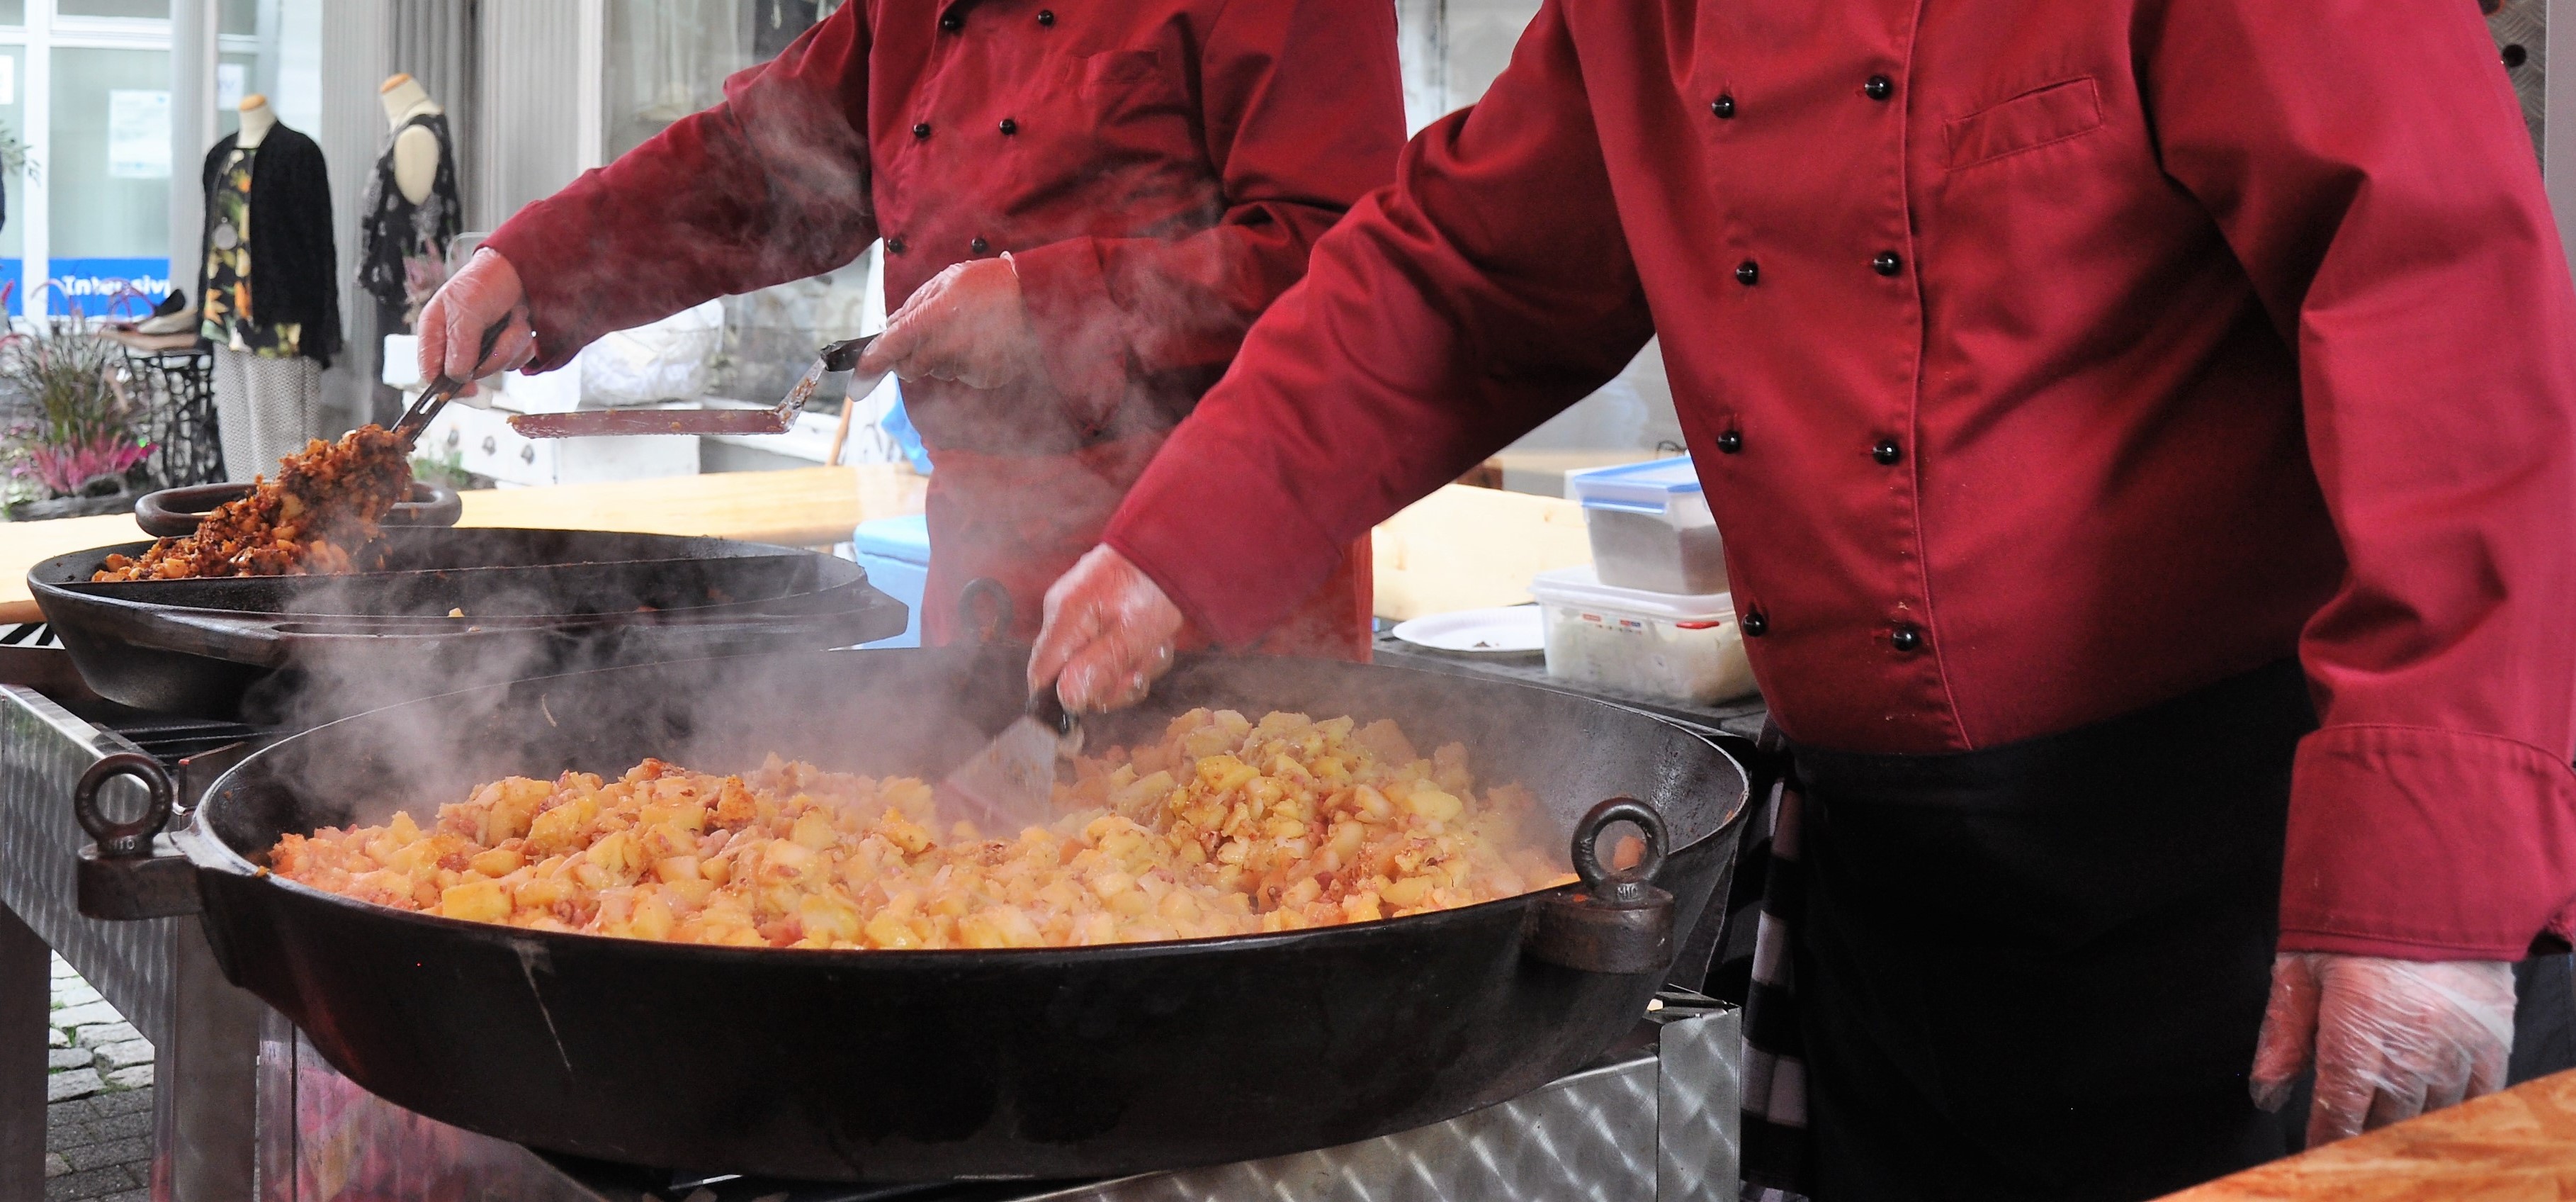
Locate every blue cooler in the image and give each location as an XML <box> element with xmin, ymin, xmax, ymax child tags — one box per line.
<box><xmin>851</xmin><ymin>515</ymin><xmax>931</xmax><ymax>647</ymax></box>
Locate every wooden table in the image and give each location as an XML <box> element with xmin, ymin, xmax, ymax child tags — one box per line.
<box><xmin>0</xmin><ymin>465</ymin><xmax>927</xmax><ymax>624</ymax></box>
<box><xmin>2164</xmin><ymin>1069</ymin><xmax>2576</xmax><ymax>1199</ymax></box>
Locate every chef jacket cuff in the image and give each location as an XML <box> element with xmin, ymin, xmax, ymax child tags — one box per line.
<box><xmin>2278</xmin><ymin>723</ymin><xmax>2576</xmax><ymax>961</ymax></box>
<box><xmin>1010</xmin><ymin>238</ymin><xmax>1132</xmax><ymax>436</ymax></box>
<box><xmin>480</xmin><ymin>219</ymin><xmax>598</xmax><ymax>375</ymax></box>
<box><xmin>1102</xmin><ymin>434</ymin><xmax>1346</xmax><ymax>648</ymax></box>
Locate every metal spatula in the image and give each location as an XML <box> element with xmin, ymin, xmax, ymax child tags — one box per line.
<box><xmin>939</xmin><ymin>687</ymin><xmax>1083</xmax><ymax>837</ymax></box>
<box><xmin>507</xmin><ymin>334</ymin><xmax>880</xmax><ymax>438</ymax></box>
<box><xmin>390</xmin><ymin>319</ymin><xmax>514</xmax><ymax>450</ymax></box>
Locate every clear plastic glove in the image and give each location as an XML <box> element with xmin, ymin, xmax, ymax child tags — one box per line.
<box><xmin>857</xmin><ymin>257</ymin><xmax>1046</xmax><ymax>391</ymax></box>
<box><xmin>416</xmin><ymin>248</ymin><xmax>537</xmax><ymax>395</ymax></box>
<box><xmin>1028</xmin><ymin>544</ymin><xmax>1185</xmax><ymax>712</ymax></box>
<box><xmin>2250</xmin><ymin>952</ymin><xmax>2515</xmax><ymax>1146</ymax></box>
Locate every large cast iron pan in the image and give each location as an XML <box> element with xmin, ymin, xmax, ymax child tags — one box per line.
<box><xmin>72</xmin><ymin>648</ymin><xmax>1748</xmax><ymax>1181</ymax></box>
<box><xmin>28</xmin><ymin>528</ymin><xmax>909</xmax><ymax>721</ymax></box>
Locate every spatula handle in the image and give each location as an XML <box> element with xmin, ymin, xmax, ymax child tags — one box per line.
<box><xmin>1027</xmin><ymin>686</ymin><xmax>1075</xmax><ymax>736</ymax></box>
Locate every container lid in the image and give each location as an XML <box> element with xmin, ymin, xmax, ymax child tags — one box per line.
<box><xmin>1528</xmin><ymin>565</ymin><xmax>1734</xmax><ymax>622</ymax></box>
<box><xmin>1565</xmin><ymin>456</ymin><xmax>1704</xmax><ymax>515</ymax></box>
<box><xmin>852</xmin><ymin>514</ymin><xmax>932</xmax><ymax>564</ymax></box>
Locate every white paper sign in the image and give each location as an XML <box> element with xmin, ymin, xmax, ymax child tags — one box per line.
<box><xmin>0</xmin><ymin>57</ymin><xmax>16</xmax><ymax>108</ymax></box>
<box><xmin>107</xmin><ymin>89</ymin><xmax>169</xmax><ymax>179</ymax></box>
<box><xmin>215</xmin><ymin>62</ymin><xmax>245</xmax><ymax>111</ymax></box>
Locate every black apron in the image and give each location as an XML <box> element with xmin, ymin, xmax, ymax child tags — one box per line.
<box><xmin>1753</xmin><ymin>659</ymin><xmax>2314</xmax><ymax>1201</ymax></box>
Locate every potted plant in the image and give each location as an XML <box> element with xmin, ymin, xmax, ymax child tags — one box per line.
<box><xmin>1</xmin><ymin>321</ymin><xmax>152</xmax><ymax>522</ymax></box>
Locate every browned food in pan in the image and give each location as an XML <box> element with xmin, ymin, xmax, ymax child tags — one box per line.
<box><xmin>94</xmin><ymin>425</ymin><xmax>414</xmax><ymax>581</ymax></box>
<box><xmin>269</xmin><ymin>709</ymin><xmax>1575</xmax><ymax>949</ymax></box>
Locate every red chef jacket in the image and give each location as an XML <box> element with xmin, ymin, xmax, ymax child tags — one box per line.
<box><xmin>481</xmin><ymin>0</ymin><xmax>1399</xmax><ymax>651</ymax></box>
<box><xmin>1105</xmin><ymin>0</ymin><xmax>2576</xmax><ymax>960</ymax></box>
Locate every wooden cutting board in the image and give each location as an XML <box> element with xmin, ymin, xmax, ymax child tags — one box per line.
<box><xmin>2159</xmin><ymin>1067</ymin><xmax>2576</xmax><ymax>1199</ymax></box>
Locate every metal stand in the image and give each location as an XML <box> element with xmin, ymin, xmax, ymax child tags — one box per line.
<box><xmin>120</xmin><ymin>344</ymin><xmax>227</xmax><ymax>490</ymax></box>
<box><xmin>248</xmin><ymin>999</ymin><xmax>1740</xmax><ymax>1202</ymax></box>
<box><xmin>1</xmin><ymin>899</ymin><xmax>46</xmax><ymax>1202</ymax></box>
<box><xmin>2</xmin><ymin>687</ymin><xmax>261</xmax><ymax>1201</ymax></box>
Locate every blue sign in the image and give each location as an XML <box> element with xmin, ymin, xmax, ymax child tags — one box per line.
<box><xmin>40</xmin><ymin>258</ymin><xmax>174</xmax><ymax>318</ymax></box>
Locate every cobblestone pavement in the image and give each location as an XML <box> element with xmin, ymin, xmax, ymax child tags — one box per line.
<box><xmin>43</xmin><ymin>953</ymin><xmax>153</xmax><ymax>1202</ymax></box>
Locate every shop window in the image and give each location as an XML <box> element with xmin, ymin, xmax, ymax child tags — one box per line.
<box><xmin>606</xmin><ymin>1</ymin><xmax>830</xmax><ymax>161</ymax></box>
<box><xmin>57</xmin><ymin>0</ymin><xmax>168</xmax><ymax>19</ymax></box>
<box><xmin>604</xmin><ymin>0</ymin><xmax>874</xmax><ymax>407</ymax></box>
<box><xmin>213</xmin><ymin>0</ymin><xmax>320</xmax><ymax>140</ymax></box>
<box><xmin>48</xmin><ymin>47</ymin><xmax>172</xmax><ymax>315</ymax></box>
<box><xmin>0</xmin><ymin>45</ymin><xmax>23</xmax><ymax>310</ymax></box>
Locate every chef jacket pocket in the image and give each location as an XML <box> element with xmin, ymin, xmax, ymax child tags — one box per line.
<box><xmin>1944</xmin><ymin>77</ymin><xmax>2103</xmax><ymax>171</ymax></box>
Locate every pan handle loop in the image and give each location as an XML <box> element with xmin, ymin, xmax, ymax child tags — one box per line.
<box><xmin>959</xmin><ymin>577</ymin><xmax>1015</xmax><ymax>645</ymax></box>
<box><xmin>73</xmin><ymin>754</ymin><xmax>203</xmax><ymax>921</ymax></box>
<box><xmin>136</xmin><ymin>480</ymin><xmax>464</xmax><ymax>538</ymax></box>
<box><xmin>1569</xmin><ymin>797</ymin><xmax>1667</xmax><ymax>904</ymax></box>
<box><xmin>1525</xmin><ymin>797</ymin><xmax>1676</xmax><ymax>976</ymax></box>
<box><xmin>75</xmin><ymin>753</ymin><xmax>175</xmax><ymax>859</ymax></box>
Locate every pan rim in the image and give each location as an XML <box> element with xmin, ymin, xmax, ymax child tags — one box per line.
<box><xmin>203</xmin><ymin>826</ymin><xmax>1591</xmax><ymax>965</ymax></box>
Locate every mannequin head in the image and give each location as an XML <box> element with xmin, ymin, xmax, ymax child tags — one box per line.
<box><xmin>237</xmin><ymin>93</ymin><xmax>275</xmax><ymax>147</ymax></box>
<box><xmin>378</xmin><ymin>73</ymin><xmax>439</xmax><ymax>126</ymax></box>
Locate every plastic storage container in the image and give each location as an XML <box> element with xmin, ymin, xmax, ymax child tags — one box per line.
<box><xmin>1528</xmin><ymin>566</ymin><xmax>1756</xmax><ymax>706</ymax></box>
<box><xmin>1564</xmin><ymin>457</ymin><xmax>1727</xmax><ymax>595</ymax></box>
<box><xmin>851</xmin><ymin>515</ymin><xmax>931</xmax><ymax>648</ymax></box>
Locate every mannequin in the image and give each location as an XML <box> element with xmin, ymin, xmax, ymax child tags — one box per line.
<box><xmin>378</xmin><ymin>74</ymin><xmax>441</xmax><ymax>204</ymax></box>
<box><xmin>202</xmin><ymin>94</ymin><xmax>340</xmax><ymax>481</ymax></box>
<box><xmin>358</xmin><ymin>73</ymin><xmax>463</xmax><ymax>424</ymax></box>
<box><xmin>236</xmin><ymin>92</ymin><xmax>275</xmax><ymax>148</ymax></box>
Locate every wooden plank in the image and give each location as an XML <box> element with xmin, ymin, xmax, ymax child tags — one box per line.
<box><xmin>0</xmin><ymin>514</ymin><xmax>144</xmax><ymax>624</ymax></box>
<box><xmin>2160</xmin><ymin>1068</ymin><xmax>2576</xmax><ymax>1199</ymax></box>
<box><xmin>0</xmin><ymin>471</ymin><xmax>1607</xmax><ymax>629</ymax></box>
<box><xmin>449</xmin><ymin>464</ymin><xmax>920</xmax><ymax>546</ymax></box>
<box><xmin>1371</xmin><ymin>483</ymin><xmax>1593</xmax><ymax>621</ymax></box>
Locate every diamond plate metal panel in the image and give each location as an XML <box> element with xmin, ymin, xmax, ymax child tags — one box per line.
<box><xmin>2494</xmin><ymin>0</ymin><xmax>2548</xmax><ymax>162</ymax></box>
<box><xmin>0</xmin><ymin>685</ymin><xmax>181</xmax><ymax>1047</ymax></box>
<box><xmin>1658</xmin><ymin>1008</ymin><xmax>1740</xmax><ymax>1202</ymax></box>
<box><xmin>1024</xmin><ymin>1057</ymin><xmax>1659</xmax><ymax>1202</ymax></box>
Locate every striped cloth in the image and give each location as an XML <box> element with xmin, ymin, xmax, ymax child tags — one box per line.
<box><xmin>1715</xmin><ymin>725</ymin><xmax>1814</xmax><ymax>1201</ymax></box>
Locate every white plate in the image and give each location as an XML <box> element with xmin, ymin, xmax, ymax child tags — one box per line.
<box><xmin>1391</xmin><ymin>605</ymin><xmax>1546</xmax><ymax>656</ymax></box>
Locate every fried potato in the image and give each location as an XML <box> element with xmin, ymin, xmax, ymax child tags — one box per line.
<box><xmin>267</xmin><ymin>711</ymin><xmax>1576</xmax><ymax>949</ymax></box>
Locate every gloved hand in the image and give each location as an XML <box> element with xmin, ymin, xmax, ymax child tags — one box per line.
<box><xmin>416</xmin><ymin>248</ymin><xmax>537</xmax><ymax>395</ymax></box>
<box><xmin>2250</xmin><ymin>952</ymin><xmax>2515</xmax><ymax>1146</ymax></box>
<box><xmin>1028</xmin><ymin>544</ymin><xmax>1185</xmax><ymax>712</ymax></box>
<box><xmin>857</xmin><ymin>257</ymin><xmax>1047</xmax><ymax>391</ymax></box>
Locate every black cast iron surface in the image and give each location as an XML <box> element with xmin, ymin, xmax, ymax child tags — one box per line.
<box><xmin>172</xmin><ymin>648</ymin><xmax>1748</xmax><ymax>1180</ymax></box>
<box><xmin>28</xmin><ymin>528</ymin><xmax>909</xmax><ymax>719</ymax></box>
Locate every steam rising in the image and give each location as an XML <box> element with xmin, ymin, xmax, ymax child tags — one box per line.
<box><xmin>232</xmin><ymin>630</ymin><xmax>1729</xmax><ymax>894</ymax></box>
<box><xmin>228</xmin><ymin>532</ymin><xmax>973</xmax><ymax>833</ymax></box>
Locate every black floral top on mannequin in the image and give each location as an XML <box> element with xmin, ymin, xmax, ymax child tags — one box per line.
<box><xmin>196</xmin><ymin>123</ymin><xmax>341</xmax><ymax>369</ymax></box>
<box><xmin>357</xmin><ymin>111</ymin><xmax>461</xmax><ymax>331</ymax></box>
<box><xmin>200</xmin><ymin>146</ymin><xmax>302</xmax><ymax>358</ymax></box>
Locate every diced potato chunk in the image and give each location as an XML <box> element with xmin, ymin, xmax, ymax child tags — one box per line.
<box><xmin>437</xmin><ymin>879</ymin><xmax>511</xmax><ymax>924</ymax></box>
